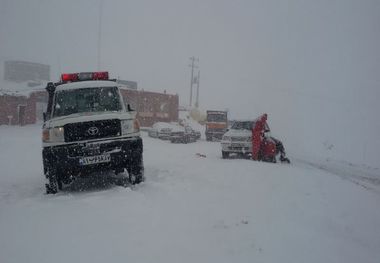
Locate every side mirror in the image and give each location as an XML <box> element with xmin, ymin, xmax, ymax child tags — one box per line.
<box><xmin>46</xmin><ymin>82</ymin><xmax>56</xmax><ymax>93</ymax></box>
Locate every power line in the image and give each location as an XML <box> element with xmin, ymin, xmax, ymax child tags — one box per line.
<box><xmin>97</xmin><ymin>0</ymin><xmax>103</xmax><ymax>71</ymax></box>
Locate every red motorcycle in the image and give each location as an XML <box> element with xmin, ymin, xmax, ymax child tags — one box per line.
<box><xmin>251</xmin><ymin>114</ymin><xmax>290</xmax><ymax>163</ymax></box>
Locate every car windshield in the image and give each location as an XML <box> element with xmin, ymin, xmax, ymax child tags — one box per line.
<box><xmin>207</xmin><ymin>113</ymin><xmax>227</xmax><ymax>122</ymax></box>
<box><xmin>231</xmin><ymin>121</ymin><xmax>254</xmax><ymax>130</ymax></box>
<box><xmin>53</xmin><ymin>86</ymin><xmax>122</xmax><ymax>117</ymax></box>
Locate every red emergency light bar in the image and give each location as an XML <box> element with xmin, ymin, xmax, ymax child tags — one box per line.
<box><xmin>60</xmin><ymin>71</ymin><xmax>109</xmax><ymax>83</ymax></box>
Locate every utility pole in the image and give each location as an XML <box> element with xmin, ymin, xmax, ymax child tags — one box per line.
<box><xmin>195</xmin><ymin>70</ymin><xmax>200</xmax><ymax>108</ymax></box>
<box><xmin>97</xmin><ymin>0</ymin><xmax>103</xmax><ymax>70</ymax></box>
<box><xmin>188</xmin><ymin>56</ymin><xmax>198</xmax><ymax>107</ymax></box>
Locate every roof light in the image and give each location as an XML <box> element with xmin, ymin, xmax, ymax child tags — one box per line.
<box><xmin>93</xmin><ymin>71</ymin><xmax>109</xmax><ymax>80</ymax></box>
<box><xmin>60</xmin><ymin>71</ymin><xmax>109</xmax><ymax>83</ymax></box>
<box><xmin>78</xmin><ymin>72</ymin><xmax>93</xmax><ymax>81</ymax></box>
<box><xmin>61</xmin><ymin>73</ymin><xmax>78</xmax><ymax>83</ymax></box>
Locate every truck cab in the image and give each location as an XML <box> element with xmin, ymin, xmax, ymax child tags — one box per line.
<box><xmin>42</xmin><ymin>72</ymin><xmax>144</xmax><ymax>194</ymax></box>
<box><xmin>205</xmin><ymin>110</ymin><xmax>228</xmax><ymax>141</ymax></box>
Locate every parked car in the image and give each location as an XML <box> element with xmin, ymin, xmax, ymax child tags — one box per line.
<box><xmin>170</xmin><ymin>125</ymin><xmax>201</xmax><ymax>144</ymax></box>
<box><xmin>148</xmin><ymin>122</ymin><xmax>175</xmax><ymax>140</ymax></box>
<box><xmin>170</xmin><ymin>126</ymin><xmax>190</xmax><ymax>144</ymax></box>
<box><xmin>184</xmin><ymin>125</ymin><xmax>201</xmax><ymax>140</ymax></box>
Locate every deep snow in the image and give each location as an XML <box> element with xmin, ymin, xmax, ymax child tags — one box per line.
<box><xmin>0</xmin><ymin>125</ymin><xmax>379</xmax><ymax>263</ymax></box>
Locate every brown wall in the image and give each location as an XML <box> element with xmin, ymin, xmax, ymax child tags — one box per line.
<box><xmin>120</xmin><ymin>89</ymin><xmax>179</xmax><ymax>127</ymax></box>
<box><xmin>0</xmin><ymin>95</ymin><xmax>34</xmax><ymax>125</ymax></box>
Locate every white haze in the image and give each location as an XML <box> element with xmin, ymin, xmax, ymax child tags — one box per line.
<box><xmin>0</xmin><ymin>0</ymin><xmax>379</xmax><ymax>166</ymax></box>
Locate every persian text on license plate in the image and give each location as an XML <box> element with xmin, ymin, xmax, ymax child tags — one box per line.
<box><xmin>80</xmin><ymin>154</ymin><xmax>111</xmax><ymax>166</ymax></box>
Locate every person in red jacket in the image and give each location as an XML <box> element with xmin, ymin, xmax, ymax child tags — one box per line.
<box><xmin>251</xmin><ymin>113</ymin><xmax>267</xmax><ymax>160</ymax></box>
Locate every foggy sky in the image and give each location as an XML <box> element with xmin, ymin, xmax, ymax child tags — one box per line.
<box><xmin>1</xmin><ymin>0</ymin><xmax>380</xmax><ymax>165</ymax></box>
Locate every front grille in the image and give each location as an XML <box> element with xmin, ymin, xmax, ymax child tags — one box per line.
<box><xmin>64</xmin><ymin>119</ymin><xmax>121</xmax><ymax>142</ymax></box>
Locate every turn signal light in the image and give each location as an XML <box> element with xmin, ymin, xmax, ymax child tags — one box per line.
<box><xmin>42</xmin><ymin>129</ymin><xmax>50</xmax><ymax>142</ymax></box>
<box><xmin>134</xmin><ymin>119</ymin><xmax>140</xmax><ymax>132</ymax></box>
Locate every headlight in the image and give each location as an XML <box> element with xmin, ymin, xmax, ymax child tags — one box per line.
<box><xmin>121</xmin><ymin>119</ymin><xmax>140</xmax><ymax>135</ymax></box>
<box><xmin>42</xmin><ymin>127</ymin><xmax>64</xmax><ymax>143</ymax></box>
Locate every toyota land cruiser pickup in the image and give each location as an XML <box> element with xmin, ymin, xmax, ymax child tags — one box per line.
<box><xmin>42</xmin><ymin>72</ymin><xmax>144</xmax><ymax>194</ymax></box>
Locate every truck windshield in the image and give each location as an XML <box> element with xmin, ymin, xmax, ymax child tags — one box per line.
<box><xmin>207</xmin><ymin>114</ymin><xmax>227</xmax><ymax>122</ymax></box>
<box><xmin>53</xmin><ymin>86</ymin><xmax>122</xmax><ymax>117</ymax></box>
<box><xmin>231</xmin><ymin>121</ymin><xmax>254</xmax><ymax>130</ymax></box>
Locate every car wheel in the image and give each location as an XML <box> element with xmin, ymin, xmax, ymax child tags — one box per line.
<box><xmin>222</xmin><ymin>151</ymin><xmax>229</xmax><ymax>159</ymax></box>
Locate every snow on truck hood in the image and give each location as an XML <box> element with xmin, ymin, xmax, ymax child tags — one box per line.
<box><xmin>45</xmin><ymin>111</ymin><xmax>133</xmax><ymax>128</ymax></box>
<box><xmin>224</xmin><ymin>129</ymin><xmax>251</xmax><ymax>137</ymax></box>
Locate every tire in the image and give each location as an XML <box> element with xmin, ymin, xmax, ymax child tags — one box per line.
<box><xmin>57</xmin><ymin>176</ymin><xmax>63</xmax><ymax>190</ymax></box>
<box><xmin>115</xmin><ymin>175</ymin><xmax>129</xmax><ymax>187</ymax></box>
<box><xmin>262</xmin><ymin>156</ymin><xmax>276</xmax><ymax>163</ymax></box>
<box><xmin>222</xmin><ymin>151</ymin><xmax>229</xmax><ymax>159</ymax></box>
<box><xmin>126</xmin><ymin>153</ymin><xmax>144</xmax><ymax>185</ymax></box>
<box><xmin>45</xmin><ymin>170</ymin><xmax>58</xmax><ymax>194</ymax></box>
<box><xmin>129</xmin><ymin>173</ymin><xmax>145</xmax><ymax>185</ymax></box>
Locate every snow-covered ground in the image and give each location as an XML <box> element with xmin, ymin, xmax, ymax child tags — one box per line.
<box><xmin>0</xmin><ymin>125</ymin><xmax>379</xmax><ymax>263</ymax></box>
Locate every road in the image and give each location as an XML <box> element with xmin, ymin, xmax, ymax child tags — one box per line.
<box><xmin>0</xmin><ymin>125</ymin><xmax>379</xmax><ymax>263</ymax></box>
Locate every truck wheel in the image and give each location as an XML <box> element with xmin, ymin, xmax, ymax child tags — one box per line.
<box><xmin>222</xmin><ymin>151</ymin><xmax>229</xmax><ymax>159</ymax></box>
<box><xmin>45</xmin><ymin>171</ymin><xmax>58</xmax><ymax>194</ymax></box>
<box><xmin>57</xmin><ymin>176</ymin><xmax>63</xmax><ymax>190</ymax></box>
<box><xmin>115</xmin><ymin>176</ymin><xmax>129</xmax><ymax>187</ymax></box>
<box><xmin>127</xmin><ymin>155</ymin><xmax>144</xmax><ymax>185</ymax></box>
<box><xmin>129</xmin><ymin>170</ymin><xmax>145</xmax><ymax>185</ymax></box>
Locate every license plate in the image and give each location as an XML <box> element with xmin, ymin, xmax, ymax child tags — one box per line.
<box><xmin>79</xmin><ymin>154</ymin><xmax>111</xmax><ymax>166</ymax></box>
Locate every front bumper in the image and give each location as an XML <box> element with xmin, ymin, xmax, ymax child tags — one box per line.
<box><xmin>221</xmin><ymin>142</ymin><xmax>252</xmax><ymax>153</ymax></box>
<box><xmin>42</xmin><ymin>137</ymin><xmax>143</xmax><ymax>176</ymax></box>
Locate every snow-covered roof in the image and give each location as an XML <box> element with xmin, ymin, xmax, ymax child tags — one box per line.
<box><xmin>152</xmin><ymin>122</ymin><xmax>176</xmax><ymax>129</ymax></box>
<box><xmin>0</xmin><ymin>80</ymin><xmax>47</xmax><ymax>97</ymax></box>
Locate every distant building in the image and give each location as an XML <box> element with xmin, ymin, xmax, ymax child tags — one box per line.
<box><xmin>0</xmin><ymin>90</ymin><xmax>47</xmax><ymax>125</ymax></box>
<box><xmin>116</xmin><ymin>79</ymin><xmax>137</xmax><ymax>90</ymax></box>
<box><xmin>119</xmin><ymin>88</ymin><xmax>179</xmax><ymax>127</ymax></box>
<box><xmin>0</xmin><ymin>59</ymin><xmax>50</xmax><ymax>125</ymax></box>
